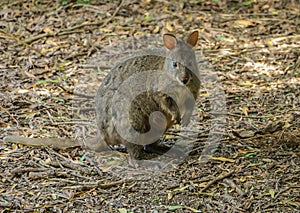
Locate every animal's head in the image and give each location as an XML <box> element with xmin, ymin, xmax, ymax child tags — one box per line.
<box><xmin>163</xmin><ymin>30</ymin><xmax>199</xmax><ymax>87</ymax></box>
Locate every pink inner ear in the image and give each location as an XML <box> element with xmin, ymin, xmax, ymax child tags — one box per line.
<box><xmin>163</xmin><ymin>34</ymin><xmax>177</xmax><ymax>50</ymax></box>
<box><xmin>187</xmin><ymin>31</ymin><xmax>198</xmax><ymax>47</ymax></box>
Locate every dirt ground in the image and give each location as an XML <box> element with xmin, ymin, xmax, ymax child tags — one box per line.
<box><xmin>0</xmin><ymin>0</ymin><xmax>299</xmax><ymax>212</ymax></box>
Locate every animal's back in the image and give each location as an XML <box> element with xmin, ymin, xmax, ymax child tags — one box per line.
<box><xmin>95</xmin><ymin>52</ymin><xmax>166</xmax><ymax>146</ymax></box>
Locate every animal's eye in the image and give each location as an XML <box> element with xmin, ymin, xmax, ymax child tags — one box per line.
<box><xmin>172</xmin><ymin>62</ymin><xmax>178</xmax><ymax>68</ymax></box>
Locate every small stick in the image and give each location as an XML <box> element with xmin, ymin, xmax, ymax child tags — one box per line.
<box><xmin>4</xmin><ymin>136</ymin><xmax>80</xmax><ymax>150</ymax></box>
<box><xmin>23</xmin><ymin>0</ymin><xmax>125</xmax><ymax>44</ymax></box>
<box><xmin>10</xmin><ymin>167</ymin><xmax>48</xmax><ymax>174</ymax></box>
<box><xmin>200</xmin><ymin>170</ymin><xmax>235</xmax><ymax>193</ymax></box>
<box><xmin>0</xmin><ymin>29</ymin><xmax>44</xmax><ymax>56</ymax></box>
<box><xmin>224</xmin><ymin>179</ymin><xmax>245</xmax><ymax>196</ymax></box>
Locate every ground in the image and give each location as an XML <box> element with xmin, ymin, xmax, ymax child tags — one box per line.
<box><xmin>0</xmin><ymin>0</ymin><xmax>299</xmax><ymax>212</ymax></box>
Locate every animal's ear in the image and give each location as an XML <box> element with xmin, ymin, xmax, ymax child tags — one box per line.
<box><xmin>163</xmin><ymin>33</ymin><xmax>178</xmax><ymax>50</ymax></box>
<box><xmin>187</xmin><ymin>30</ymin><xmax>198</xmax><ymax>47</ymax></box>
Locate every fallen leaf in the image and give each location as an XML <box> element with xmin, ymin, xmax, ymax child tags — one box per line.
<box><xmin>17</xmin><ymin>89</ymin><xmax>30</xmax><ymax>94</ymax></box>
<box><xmin>210</xmin><ymin>156</ymin><xmax>235</xmax><ymax>163</ymax></box>
<box><xmin>168</xmin><ymin>205</ymin><xmax>184</xmax><ymax>211</ymax></box>
<box><xmin>281</xmin><ymin>200</ymin><xmax>300</xmax><ymax>208</ymax></box>
<box><xmin>172</xmin><ymin>185</ymin><xmax>189</xmax><ymax>192</ymax></box>
<box><xmin>43</xmin><ymin>27</ymin><xmax>53</xmax><ymax>33</ymax></box>
<box><xmin>44</xmin><ymin>158</ymin><xmax>52</xmax><ymax>164</ymax></box>
<box><xmin>240</xmin><ymin>176</ymin><xmax>247</xmax><ymax>182</ymax></box>
<box><xmin>167</xmin><ymin>192</ymin><xmax>173</xmax><ymax>200</ymax></box>
<box><xmin>118</xmin><ymin>208</ymin><xmax>127</xmax><ymax>213</ymax></box>
<box><xmin>269</xmin><ymin>189</ymin><xmax>275</xmax><ymax>198</ymax></box>
<box><xmin>184</xmin><ymin>206</ymin><xmax>201</xmax><ymax>213</ymax></box>
<box><xmin>152</xmin><ymin>26</ymin><xmax>160</xmax><ymax>34</ymax></box>
<box><xmin>234</xmin><ymin>20</ymin><xmax>256</xmax><ymax>27</ymax></box>
<box><xmin>240</xmin><ymin>106</ymin><xmax>249</xmax><ymax>116</ymax></box>
<box><xmin>238</xmin><ymin>149</ymin><xmax>254</xmax><ymax>154</ymax></box>
<box><xmin>262</xmin><ymin>158</ymin><xmax>273</xmax><ymax>163</ymax></box>
<box><xmin>166</xmin><ymin>22</ymin><xmax>174</xmax><ymax>32</ymax></box>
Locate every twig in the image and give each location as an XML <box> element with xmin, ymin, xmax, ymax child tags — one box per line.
<box><xmin>4</xmin><ymin>136</ymin><xmax>80</xmax><ymax>150</ymax></box>
<box><xmin>45</xmin><ymin>109</ymin><xmax>54</xmax><ymax>125</ymax></box>
<box><xmin>77</xmin><ymin>64</ymin><xmax>112</xmax><ymax>69</ymax></box>
<box><xmin>274</xmin><ymin>185</ymin><xmax>300</xmax><ymax>200</ymax></box>
<box><xmin>0</xmin><ymin>105</ymin><xmax>20</xmax><ymax>128</ymax></box>
<box><xmin>0</xmin><ymin>29</ymin><xmax>44</xmax><ymax>56</ymax></box>
<box><xmin>63</xmin><ymin>178</ymin><xmax>134</xmax><ymax>190</ymax></box>
<box><xmin>97</xmin><ymin>178</ymin><xmax>133</xmax><ymax>189</ymax></box>
<box><xmin>10</xmin><ymin>167</ymin><xmax>48</xmax><ymax>174</ymax></box>
<box><xmin>101</xmin><ymin>0</ymin><xmax>125</xmax><ymax>27</ymax></box>
<box><xmin>23</xmin><ymin>32</ymin><xmax>53</xmax><ymax>44</ymax></box>
<box><xmin>223</xmin><ymin>179</ymin><xmax>245</xmax><ymax>196</ymax></box>
<box><xmin>49</xmin><ymin>121</ymin><xmax>95</xmax><ymax>126</ymax></box>
<box><xmin>49</xmin><ymin>148</ymin><xmax>85</xmax><ymax>164</ymax></box>
<box><xmin>211</xmin><ymin>111</ymin><xmax>285</xmax><ymax>119</ymax></box>
<box><xmin>226</xmin><ymin>132</ymin><xmax>280</xmax><ymax>142</ymax></box>
<box><xmin>24</xmin><ymin>0</ymin><xmax>125</xmax><ymax>44</ymax></box>
<box><xmin>56</xmin><ymin>84</ymin><xmax>95</xmax><ymax>99</ymax></box>
<box><xmin>200</xmin><ymin>170</ymin><xmax>235</xmax><ymax>193</ymax></box>
<box><xmin>0</xmin><ymin>202</ymin><xmax>12</xmax><ymax>208</ymax></box>
<box><xmin>71</xmin><ymin>3</ymin><xmax>107</xmax><ymax>14</ymax></box>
